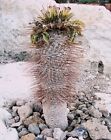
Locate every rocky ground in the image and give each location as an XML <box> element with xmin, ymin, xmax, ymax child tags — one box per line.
<box><xmin>0</xmin><ymin>32</ymin><xmax>111</xmax><ymax>140</ymax></box>
<box><xmin>0</xmin><ymin>63</ymin><xmax>111</xmax><ymax>140</ymax></box>
<box><xmin>0</xmin><ymin>0</ymin><xmax>111</xmax><ymax>140</ymax></box>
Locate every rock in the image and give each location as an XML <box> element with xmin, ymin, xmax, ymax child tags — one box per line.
<box><xmin>78</xmin><ymin>104</ymin><xmax>86</xmax><ymax>110</ymax></box>
<box><xmin>67</xmin><ymin>127</ymin><xmax>88</xmax><ymax>139</ymax></box>
<box><xmin>0</xmin><ymin>120</ymin><xmax>7</xmax><ymax>140</ymax></box>
<box><xmin>5</xmin><ymin>128</ymin><xmax>19</xmax><ymax>140</ymax></box>
<box><xmin>12</xmin><ymin>106</ymin><xmax>19</xmax><ymax>114</ymax></box>
<box><xmin>14</xmin><ymin>116</ymin><xmax>20</xmax><ymax>122</ymax></box>
<box><xmin>67</xmin><ymin>113</ymin><xmax>74</xmax><ymax>121</ymax></box>
<box><xmin>20</xmin><ymin>133</ymin><xmax>36</xmax><ymax>140</ymax></box>
<box><xmin>17</xmin><ymin>125</ymin><xmax>24</xmax><ymax>132</ymax></box>
<box><xmin>36</xmin><ymin>135</ymin><xmax>45</xmax><ymax>140</ymax></box>
<box><xmin>11</xmin><ymin>121</ymin><xmax>22</xmax><ymax>127</ymax></box>
<box><xmin>39</xmin><ymin>123</ymin><xmax>48</xmax><ymax>131</ymax></box>
<box><xmin>23</xmin><ymin>115</ymin><xmax>44</xmax><ymax>126</ymax></box>
<box><xmin>101</xmin><ymin>110</ymin><xmax>109</xmax><ymax>117</ymax></box>
<box><xmin>16</xmin><ymin>100</ymin><xmax>26</xmax><ymax>106</ymax></box>
<box><xmin>53</xmin><ymin>128</ymin><xmax>64</xmax><ymax>140</ymax></box>
<box><xmin>6</xmin><ymin>118</ymin><xmax>15</xmax><ymax>126</ymax></box>
<box><xmin>93</xmin><ymin>85</ymin><xmax>100</xmax><ymax>90</ymax></box>
<box><xmin>12</xmin><ymin>111</ymin><xmax>18</xmax><ymax>117</ymax></box>
<box><xmin>88</xmin><ymin>106</ymin><xmax>102</xmax><ymax>118</ymax></box>
<box><xmin>28</xmin><ymin>123</ymin><xmax>40</xmax><ymax>135</ymax></box>
<box><xmin>67</xmin><ymin>137</ymin><xmax>78</xmax><ymax>140</ymax></box>
<box><xmin>0</xmin><ymin>108</ymin><xmax>12</xmax><ymax>122</ymax></box>
<box><xmin>70</xmin><ymin>120</ymin><xmax>77</xmax><ymax>127</ymax></box>
<box><xmin>19</xmin><ymin>128</ymin><xmax>28</xmax><ymax>137</ymax></box>
<box><xmin>41</xmin><ymin>128</ymin><xmax>53</xmax><ymax>137</ymax></box>
<box><xmin>0</xmin><ymin>120</ymin><xmax>19</xmax><ymax>140</ymax></box>
<box><xmin>33</xmin><ymin>112</ymin><xmax>41</xmax><ymax>117</ymax></box>
<box><xmin>18</xmin><ymin>104</ymin><xmax>33</xmax><ymax>121</ymax></box>
<box><xmin>76</xmin><ymin>110</ymin><xmax>83</xmax><ymax>116</ymax></box>
<box><xmin>83</xmin><ymin>118</ymin><xmax>111</xmax><ymax>139</ymax></box>
<box><xmin>104</xmin><ymin>117</ymin><xmax>111</xmax><ymax>126</ymax></box>
<box><xmin>33</xmin><ymin>104</ymin><xmax>43</xmax><ymax>113</ymax></box>
<box><xmin>46</xmin><ymin>137</ymin><xmax>55</xmax><ymax>140</ymax></box>
<box><xmin>68</xmin><ymin>103</ymin><xmax>76</xmax><ymax>111</ymax></box>
<box><xmin>4</xmin><ymin>100</ymin><xmax>16</xmax><ymax>109</ymax></box>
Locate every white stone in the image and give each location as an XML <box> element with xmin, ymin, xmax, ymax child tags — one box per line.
<box><xmin>0</xmin><ymin>120</ymin><xmax>18</xmax><ymax>140</ymax></box>
<box><xmin>0</xmin><ymin>108</ymin><xmax>12</xmax><ymax>122</ymax></box>
<box><xmin>17</xmin><ymin>103</ymin><xmax>33</xmax><ymax>121</ymax></box>
<box><xmin>68</xmin><ymin>137</ymin><xmax>78</xmax><ymax>140</ymax></box>
<box><xmin>5</xmin><ymin>128</ymin><xmax>19</xmax><ymax>140</ymax></box>
<box><xmin>0</xmin><ymin>120</ymin><xmax>7</xmax><ymax>140</ymax></box>
<box><xmin>53</xmin><ymin>128</ymin><xmax>64</xmax><ymax>140</ymax></box>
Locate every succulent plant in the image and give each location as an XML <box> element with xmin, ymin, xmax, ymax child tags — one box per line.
<box><xmin>30</xmin><ymin>6</ymin><xmax>84</xmax><ymax>47</ymax></box>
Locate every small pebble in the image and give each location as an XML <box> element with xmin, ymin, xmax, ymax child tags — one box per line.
<box><xmin>28</xmin><ymin>123</ymin><xmax>40</xmax><ymax>135</ymax></box>
<box><xmin>39</xmin><ymin>123</ymin><xmax>48</xmax><ymax>131</ymax></box>
<box><xmin>19</xmin><ymin>128</ymin><xmax>28</xmax><ymax>137</ymax></box>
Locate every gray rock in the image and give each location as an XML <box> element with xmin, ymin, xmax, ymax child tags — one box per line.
<box><xmin>39</xmin><ymin>123</ymin><xmax>48</xmax><ymax>131</ymax></box>
<box><xmin>4</xmin><ymin>100</ymin><xmax>16</xmax><ymax>109</ymax></box>
<box><xmin>76</xmin><ymin>110</ymin><xmax>83</xmax><ymax>116</ymax></box>
<box><xmin>53</xmin><ymin>128</ymin><xmax>64</xmax><ymax>140</ymax></box>
<box><xmin>36</xmin><ymin>135</ymin><xmax>45</xmax><ymax>140</ymax></box>
<box><xmin>67</xmin><ymin>137</ymin><xmax>78</xmax><ymax>140</ymax></box>
<box><xmin>46</xmin><ymin>137</ymin><xmax>55</xmax><ymax>140</ymax></box>
<box><xmin>19</xmin><ymin>128</ymin><xmax>28</xmax><ymax>137</ymax></box>
<box><xmin>12</xmin><ymin>106</ymin><xmax>19</xmax><ymax>113</ymax></box>
<box><xmin>11</xmin><ymin>121</ymin><xmax>22</xmax><ymax>127</ymax></box>
<box><xmin>14</xmin><ymin>116</ymin><xmax>20</xmax><ymax>122</ymax></box>
<box><xmin>81</xmin><ymin>108</ymin><xmax>88</xmax><ymax>113</ymax></box>
<box><xmin>67</xmin><ymin>113</ymin><xmax>74</xmax><ymax>121</ymax></box>
<box><xmin>89</xmin><ymin>106</ymin><xmax>102</xmax><ymax>118</ymax></box>
<box><xmin>108</xmin><ymin>124</ymin><xmax>111</xmax><ymax>132</ymax></box>
<box><xmin>17</xmin><ymin>104</ymin><xmax>33</xmax><ymax>121</ymax></box>
<box><xmin>79</xmin><ymin>104</ymin><xmax>86</xmax><ymax>110</ymax></box>
<box><xmin>70</xmin><ymin>120</ymin><xmax>77</xmax><ymax>127</ymax></box>
<box><xmin>16</xmin><ymin>100</ymin><xmax>26</xmax><ymax>106</ymax></box>
<box><xmin>68</xmin><ymin>103</ymin><xmax>76</xmax><ymax>111</ymax></box>
<box><xmin>17</xmin><ymin>125</ymin><xmax>24</xmax><ymax>132</ymax></box>
<box><xmin>41</xmin><ymin>128</ymin><xmax>53</xmax><ymax>137</ymax></box>
<box><xmin>101</xmin><ymin>110</ymin><xmax>109</xmax><ymax>117</ymax></box>
<box><xmin>6</xmin><ymin>118</ymin><xmax>15</xmax><ymax>126</ymax></box>
<box><xmin>12</xmin><ymin>51</ymin><xmax>29</xmax><ymax>62</ymax></box>
<box><xmin>11</xmin><ymin>111</ymin><xmax>18</xmax><ymax>117</ymax></box>
<box><xmin>93</xmin><ymin>85</ymin><xmax>99</xmax><ymax>90</ymax></box>
<box><xmin>76</xmin><ymin>117</ymin><xmax>81</xmax><ymax>124</ymax></box>
<box><xmin>104</xmin><ymin>118</ymin><xmax>111</xmax><ymax>126</ymax></box>
<box><xmin>67</xmin><ymin>127</ymin><xmax>88</xmax><ymax>139</ymax></box>
<box><xmin>0</xmin><ymin>108</ymin><xmax>12</xmax><ymax>122</ymax></box>
<box><xmin>28</xmin><ymin>123</ymin><xmax>40</xmax><ymax>135</ymax></box>
<box><xmin>83</xmin><ymin>118</ymin><xmax>111</xmax><ymax>139</ymax></box>
<box><xmin>33</xmin><ymin>104</ymin><xmax>43</xmax><ymax>113</ymax></box>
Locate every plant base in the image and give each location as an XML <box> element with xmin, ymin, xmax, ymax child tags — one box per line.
<box><xmin>42</xmin><ymin>100</ymin><xmax>68</xmax><ymax>130</ymax></box>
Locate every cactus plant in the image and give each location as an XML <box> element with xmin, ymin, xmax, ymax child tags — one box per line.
<box><xmin>30</xmin><ymin>6</ymin><xmax>84</xmax><ymax>130</ymax></box>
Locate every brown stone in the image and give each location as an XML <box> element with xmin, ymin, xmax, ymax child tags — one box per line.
<box><xmin>20</xmin><ymin>133</ymin><xmax>36</xmax><ymax>140</ymax></box>
<box><xmin>23</xmin><ymin>115</ymin><xmax>44</xmax><ymax>126</ymax></box>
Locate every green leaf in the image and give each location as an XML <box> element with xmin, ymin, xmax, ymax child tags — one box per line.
<box><xmin>31</xmin><ymin>34</ymin><xmax>38</xmax><ymax>44</ymax></box>
<box><xmin>42</xmin><ymin>32</ymin><xmax>49</xmax><ymax>44</ymax></box>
